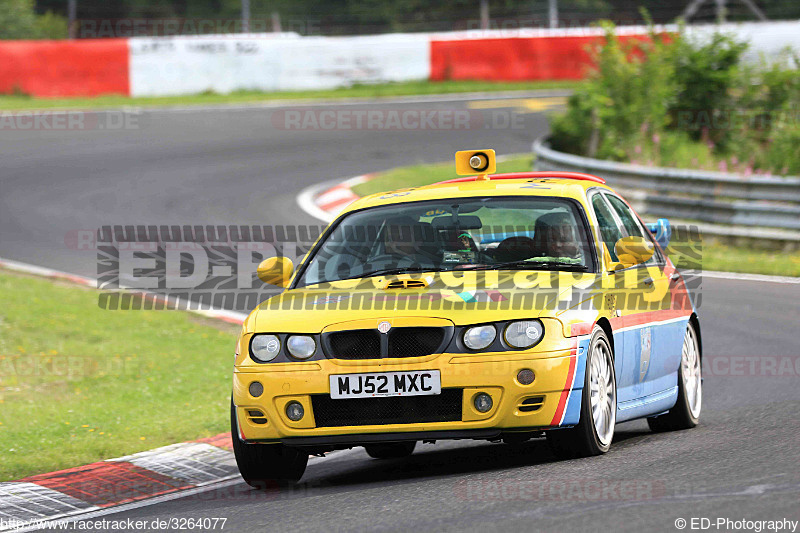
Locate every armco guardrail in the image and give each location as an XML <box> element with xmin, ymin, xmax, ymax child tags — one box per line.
<box><xmin>533</xmin><ymin>136</ymin><xmax>800</xmax><ymax>231</ymax></box>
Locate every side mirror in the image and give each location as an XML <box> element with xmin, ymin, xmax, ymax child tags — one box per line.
<box><xmin>646</xmin><ymin>218</ymin><xmax>671</xmax><ymax>249</ymax></box>
<box><xmin>609</xmin><ymin>236</ymin><xmax>654</xmax><ymax>271</ymax></box>
<box><xmin>257</xmin><ymin>256</ymin><xmax>294</xmax><ymax>287</ymax></box>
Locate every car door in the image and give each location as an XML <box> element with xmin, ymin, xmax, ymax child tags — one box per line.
<box><xmin>588</xmin><ymin>192</ymin><xmax>635</xmax><ymax>404</ymax></box>
<box><xmin>602</xmin><ymin>193</ymin><xmax>686</xmax><ymax>414</ymax></box>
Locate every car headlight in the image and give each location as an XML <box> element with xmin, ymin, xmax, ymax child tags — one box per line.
<box><xmin>286</xmin><ymin>335</ymin><xmax>316</xmax><ymax>359</ymax></box>
<box><xmin>463</xmin><ymin>325</ymin><xmax>497</xmax><ymax>350</ymax></box>
<box><xmin>504</xmin><ymin>320</ymin><xmax>544</xmax><ymax>349</ymax></box>
<box><xmin>250</xmin><ymin>334</ymin><xmax>281</xmax><ymax>362</ymax></box>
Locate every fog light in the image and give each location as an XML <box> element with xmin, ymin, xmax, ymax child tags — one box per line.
<box><xmin>473</xmin><ymin>393</ymin><xmax>493</xmax><ymax>413</ymax></box>
<box><xmin>517</xmin><ymin>369</ymin><xmax>535</xmax><ymax>385</ymax></box>
<box><xmin>285</xmin><ymin>401</ymin><xmax>304</xmax><ymax>421</ymax></box>
<box><xmin>249</xmin><ymin>381</ymin><xmax>264</xmax><ymax>397</ymax></box>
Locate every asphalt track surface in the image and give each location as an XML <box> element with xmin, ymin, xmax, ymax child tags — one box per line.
<box><xmin>1</xmin><ymin>96</ymin><xmax>799</xmax><ymax>532</ymax></box>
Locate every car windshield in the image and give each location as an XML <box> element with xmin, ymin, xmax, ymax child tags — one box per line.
<box><xmin>296</xmin><ymin>196</ymin><xmax>595</xmax><ymax>286</ymax></box>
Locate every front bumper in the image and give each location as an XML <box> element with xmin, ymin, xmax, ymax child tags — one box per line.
<box><xmin>233</xmin><ymin>345</ymin><xmax>582</xmax><ymax>445</ymax></box>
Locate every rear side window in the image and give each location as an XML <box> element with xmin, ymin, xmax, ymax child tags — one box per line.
<box><xmin>590</xmin><ymin>194</ymin><xmax>623</xmax><ymax>261</ymax></box>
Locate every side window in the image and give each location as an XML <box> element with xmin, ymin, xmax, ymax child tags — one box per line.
<box><xmin>605</xmin><ymin>194</ymin><xmax>663</xmax><ymax>264</ymax></box>
<box><xmin>605</xmin><ymin>195</ymin><xmax>644</xmax><ymax>238</ymax></box>
<box><xmin>590</xmin><ymin>194</ymin><xmax>623</xmax><ymax>261</ymax></box>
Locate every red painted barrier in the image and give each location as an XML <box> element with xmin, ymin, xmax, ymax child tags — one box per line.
<box><xmin>430</xmin><ymin>34</ymin><xmax>648</xmax><ymax>81</ymax></box>
<box><xmin>0</xmin><ymin>39</ymin><xmax>129</xmax><ymax>97</ymax></box>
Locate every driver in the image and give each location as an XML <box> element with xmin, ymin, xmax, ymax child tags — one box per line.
<box><xmin>369</xmin><ymin>216</ymin><xmax>440</xmax><ymax>269</ymax></box>
<box><xmin>533</xmin><ymin>213</ymin><xmax>581</xmax><ymax>259</ymax></box>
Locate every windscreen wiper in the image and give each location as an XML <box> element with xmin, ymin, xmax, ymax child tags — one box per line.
<box><xmin>312</xmin><ymin>266</ymin><xmax>440</xmax><ymax>285</ymax></box>
<box><xmin>356</xmin><ymin>266</ymin><xmax>442</xmax><ymax>278</ymax></box>
<box><xmin>478</xmin><ymin>260</ymin><xmax>590</xmax><ymax>272</ymax></box>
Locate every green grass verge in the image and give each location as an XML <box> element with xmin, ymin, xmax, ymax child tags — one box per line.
<box><xmin>0</xmin><ymin>80</ymin><xmax>580</xmax><ymax>111</ymax></box>
<box><xmin>0</xmin><ymin>270</ymin><xmax>238</xmax><ymax>481</ymax></box>
<box><xmin>679</xmin><ymin>243</ymin><xmax>800</xmax><ymax>277</ymax></box>
<box><xmin>350</xmin><ymin>155</ymin><xmax>800</xmax><ymax>277</ymax></box>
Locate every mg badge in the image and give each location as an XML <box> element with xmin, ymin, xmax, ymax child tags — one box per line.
<box><xmin>378</xmin><ymin>321</ymin><xmax>392</xmax><ymax>334</ymax></box>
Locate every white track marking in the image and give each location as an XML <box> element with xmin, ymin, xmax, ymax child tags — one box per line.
<box><xmin>109</xmin><ymin>443</ymin><xmax>238</xmax><ymax>486</ymax></box>
<box><xmin>694</xmin><ymin>270</ymin><xmax>800</xmax><ymax>284</ymax></box>
<box><xmin>3</xmin><ymin>448</ymin><xmax>362</xmax><ymax>532</ymax></box>
<box><xmin>0</xmin><ymin>257</ymin><xmax>248</xmax><ymax>324</ymax></box>
<box><xmin>296</xmin><ymin>153</ymin><xmax>531</xmax><ymax>224</ymax></box>
<box><xmin>2</xmin><ymin>478</ymin><xmax>240</xmax><ymax>533</ymax></box>
<box><xmin>0</xmin><ymin>483</ymin><xmax>98</xmax><ymax>529</ymax></box>
<box><xmin>296</xmin><ymin>179</ymin><xmax>342</xmax><ymax>223</ymax></box>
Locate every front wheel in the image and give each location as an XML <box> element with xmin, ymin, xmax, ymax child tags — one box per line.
<box><xmin>648</xmin><ymin>321</ymin><xmax>701</xmax><ymax>432</ymax></box>
<box><xmin>230</xmin><ymin>399</ymin><xmax>308</xmax><ymax>487</ymax></box>
<box><xmin>547</xmin><ymin>326</ymin><xmax>616</xmax><ymax>458</ymax></box>
<box><xmin>364</xmin><ymin>441</ymin><xmax>416</xmax><ymax>459</ymax></box>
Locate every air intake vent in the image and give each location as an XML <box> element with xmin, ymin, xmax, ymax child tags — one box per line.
<box><xmin>518</xmin><ymin>396</ymin><xmax>545</xmax><ymax>413</ymax></box>
<box><xmin>246</xmin><ymin>409</ymin><xmax>268</xmax><ymax>425</ymax></box>
<box><xmin>385</xmin><ymin>279</ymin><xmax>428</xmax><ymax>289</ymax></box>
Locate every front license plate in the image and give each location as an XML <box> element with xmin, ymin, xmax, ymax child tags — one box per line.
<box><xmin>329</xmin><ymin>370</ymin><xmax>441</xmax><ymax>399</ymax></box>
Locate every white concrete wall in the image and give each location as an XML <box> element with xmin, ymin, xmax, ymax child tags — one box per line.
<box><xmin>128</xmin><ymin>22</ymin><xmax>800</xmax><ymax>97</ymax></box>
<box><xmin>686</xmin><ymin>21</ymin><xmax>800</xmax><ymax>63</ymax></box>
<box><xmin>129</xmin><ymin>33</ymin><xmax>431</xmax><ymax>97</ymax></box>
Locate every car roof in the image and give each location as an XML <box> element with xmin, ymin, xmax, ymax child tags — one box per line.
<box><xmin>343</xmin><ymin>172</ymin><xmax>614</xmax><ymax>213</ymax></box>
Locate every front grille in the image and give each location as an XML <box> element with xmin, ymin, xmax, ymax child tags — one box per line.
<box><xmin>327</xmin><ymin>329</ymin><xmax>381</xmax><ymax>359</ymax></box>
<box><xmin>311</xmin><ymin>389</ymin><xmax>463</xmax><ymax>427</ymax></box>
<box><xmin>388</xmin><ymin>327</ymin><xmax>445</xmax><ymax>358</ymax></box>
<box><xmin>324</xmin><ymin>326</ymin><xmax>450</xmax><ymax>360</ymax></box>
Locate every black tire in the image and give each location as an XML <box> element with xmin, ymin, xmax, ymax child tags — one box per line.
<box><xmin>648</xmin><ymin>321</ymin><xmax>702</xmax><ymax>432</ymax></box>
<box><xmin>230</xmin><ymin>399</ymin><xmax>308</xmax><ymax>487</ymax></box>
<box><xmin>547</xmin><ymin>327</ymin><xmax>616</xmax><ymax>459</ymax></box>
<box><xmin>364</xmin><ymin>441</ymin><xmax>416</xmax><ymax>459</ymax></box>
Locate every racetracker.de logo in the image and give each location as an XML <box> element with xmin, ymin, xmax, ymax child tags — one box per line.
<box><xmin>0</xmin><ymin>110</ymin><xmax>141</xmax><ymax>131</ymax></box>
<box><xmin>270</xmin><ymin>108</ymin><xmax>523</xmax><ymax>131</ymax></box>
<box><xmin>454</xmin><ymin>479</ymin><xmax>666</xmax><ymax>502</ymax></box>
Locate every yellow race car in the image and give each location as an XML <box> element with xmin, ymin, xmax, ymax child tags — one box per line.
<box><xmin>231</xmin><ymin>150</ymin><xmax>701</xmax><ymax>485</ymax></box>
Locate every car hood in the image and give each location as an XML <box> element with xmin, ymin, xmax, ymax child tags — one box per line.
<box><xmin>252</xmin><ymin>271</ymin><xmax>600</xmax><ymax>333</ymax></box>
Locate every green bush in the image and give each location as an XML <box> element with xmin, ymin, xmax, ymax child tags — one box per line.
<box><xmin>549</xmin><ymin>21</ymin><xmax>800</xmax><ymax>176</ymax></box>
<box><xmin>550</xmin><ymin>23</ymin><xmax>679</xmax><ymax>160</ymax></box>
<box><xmin>666</xmin><ymin>31</ymin><xmax>747</xmax><ymax>149</ymax></box>
<box><xmin>0</xmin><ymin>0</ymin><xmax>67</xmax><ymax>39</ymax></box>
<box><xmin>33</xmin><ymin>10</ymin><xmax>69</xmax><ymax>39</ymax></box>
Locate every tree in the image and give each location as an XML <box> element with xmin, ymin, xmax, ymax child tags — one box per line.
<box><xmin>1</xmin><ymin>0</ymin><xmax>66</xmax><ymax>39</ymax></box>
